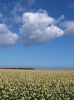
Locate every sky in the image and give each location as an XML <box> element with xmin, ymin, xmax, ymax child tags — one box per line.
<box><xmin>0</xmin><ymin>0</ymin><xmax>74</xmax><ymax>69</ymax></box>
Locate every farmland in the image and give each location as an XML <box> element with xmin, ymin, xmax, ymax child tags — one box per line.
<box><xmin>0</xmin><ymin>69</ymin><xmax>74</xmax><ymax>100</ymax></box>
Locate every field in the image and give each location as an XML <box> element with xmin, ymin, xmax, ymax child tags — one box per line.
<box><xmin>0</xmin><ymin>69</ymin><xmax>74</xmax><ymax>100</ymax></box>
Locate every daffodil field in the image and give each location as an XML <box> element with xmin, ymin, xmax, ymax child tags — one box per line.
<box><xmin>0</xmin><ymin>69</ymin><xmax>74</xmax><ymax>100</ymax></box>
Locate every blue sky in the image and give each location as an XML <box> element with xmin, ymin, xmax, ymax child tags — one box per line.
<box><xmin>0</xmin><ymin>0</ymin><xmax>74</xmax><ymax>69</ymax></box>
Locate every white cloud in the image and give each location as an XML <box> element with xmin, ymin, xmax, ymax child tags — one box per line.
<box><xmin>27</xmin><ymin>0</ymin><xmax>35</xmax><ymax>5</ymax></box>
<box><xmin>0</xmin><ymin>13</ymin><xmax>2</xmax><ymax>18</ymax></box>
<box><xmin>0</xmin><ymin>24</ymin><xmax>19</xmax><ymax>47</ymax></box>
<box><xmin>11</xmin><ymin>1</ymin><xmax>23</xmax><ymax>23</ymax></box>
<box><xmin>68</xmin><ymin>3</ymin><xmax>74</xmax><ymax>8</ymax></box>
<box><xmin>0</xmin><ymin>8</ymin><xmax>74</xmax><ymax>47</ymax></box>
<box><xmin>62</xmin><ymin>21</ymin><xmax>74</xmax><ymax>34</ymax></box>
<box><xmin>55</xmin><ymin>15</ymin><xmax>65</xmax><ymax>25</ymax></box>
<box><xmin>20</xmin><ymin>11</ymin><xmax>64</xmax><ymax>45</ymax></box>
<box><xmin>0</xmin><ymin>13</ymin><xmax>4</xmax><ymax>23</ymax></box>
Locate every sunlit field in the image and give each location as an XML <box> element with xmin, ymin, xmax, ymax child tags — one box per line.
<box><xmin>0</xmin><ymin>69</ymin><xmax>74</xmax><ymax>100</ymax></box>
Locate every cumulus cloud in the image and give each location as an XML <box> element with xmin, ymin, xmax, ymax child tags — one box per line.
<box><xmin>0</xmin><ymin>9</ymin><xmax>74</xmax><ymax>47</ymax></box>
<box><xmin>20</xmin><ymin>11</ymin><xmax>64</xmax><ymax>45</ymax></box>
<box><xmin>0</xmin><ymin>24</ymin><xmax>19</xmax><ymax>47</ymax></box>
<box><xmin>62</xmin><ymin>21</ymin><xmax>74</xmax><ymax>34</ymax></box>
